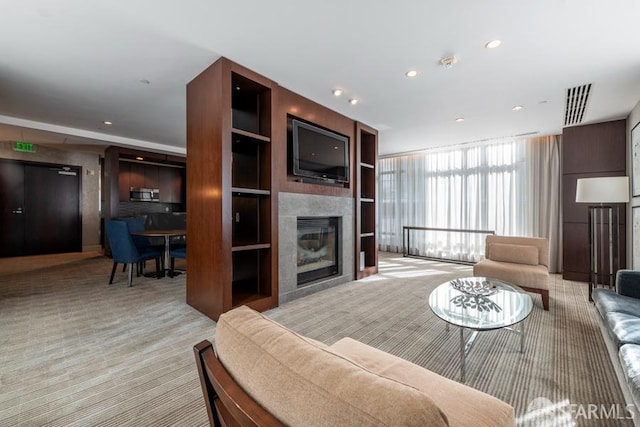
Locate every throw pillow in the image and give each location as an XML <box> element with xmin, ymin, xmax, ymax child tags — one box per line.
<box><xmin>488</xmin><ymin>243</ymin><xmax>539</xmax><ymax>265</ymax></box>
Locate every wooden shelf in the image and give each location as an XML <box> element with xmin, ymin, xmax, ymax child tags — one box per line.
<box><xmin>232</xmin><ymin>290</ymin><xmax>269</xmax><ymax>307</ymax></box>
<box><xmin>229</xmin><ymin>70</ymin><xmax>273</xmax><ymax>314</ymax></box>
<box><xmin>232</xmin><ymin>132</ymin><xmax>271</xmax><ymax>190</ymax></box>
<box><xmin>231</xmin><ymin>187</ymin><xmax>271</xmax><ymax>196</ymax></box>
<box><xmin>360</xmin><ymin>234</ymin><xmax>377</xmax><ymax>270</ymax></box>
<box><xmin>232</xmin><ymin>193</ymin><xmax>270</xmax><ymax>248</ymax></box>
<box><xmin>232</xmin><ymin>128</ymin><xmax>271</xmax><ymax>143</ymax></box>
<box><xmin>232</xmin><ymin>243</ymin><xmax>271</xmax><ymax>252</ymax></box>
<box><xmin>187</xmin><ymin>58</ymin><xmax>277</xmax><ymax>321</ymax></box>
<box><xmin>231</xmin><ymin>71</ymin><xmax>271</xmax><ymax>137</ymax></box>
<box><xmin>355</xmin><ymin>122</ymin><xmax>378</xmax><ymax>280</ymax></box>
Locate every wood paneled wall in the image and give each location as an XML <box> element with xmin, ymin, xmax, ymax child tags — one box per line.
<box><xmin>273</xmin><ymin>87</ymin><xmax>355</xmax><ymax>198</ymax></box>
<box><xmin>562</xmin><ymin>119</ymin><xmax>627</xmax><ymax>282</ymax></box>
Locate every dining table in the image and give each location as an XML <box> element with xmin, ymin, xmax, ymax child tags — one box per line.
<box><xmin>130</xmin><ymin>229</ymin><xmax>186</xmax><ymax>277</ymax></box>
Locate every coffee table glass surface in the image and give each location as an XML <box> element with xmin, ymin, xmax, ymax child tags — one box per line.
<box><xmin>429</xmin><ymin>276</ymin><xmax>532</xmax><ymax>330</ymax></box>
<box><xmin>429</xmin><ymin>277</ymin><xmax>533</xmax><ymax>381</ymax></box>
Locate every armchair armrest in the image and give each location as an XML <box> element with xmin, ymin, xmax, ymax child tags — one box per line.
<box><xmin>616</xmin><ymin>270</ymin><xmax>640</xmax><ymax>299</ymax></box>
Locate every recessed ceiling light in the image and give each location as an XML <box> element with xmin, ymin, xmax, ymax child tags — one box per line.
<box><xmin>512</xmin><ymin>105</ymin><xmax>524</xmax><ymax>111</ymax></box>
<box><xmin>103</xmin><ymin>121</ymin><xmax>113</xmax><ymax>125</ymax></box>
<box><xmin>332</xmin><ymin>89</ymin><xmax>343</xmax><ymax>96</ymax></box>
<box><xmin>405</xmin><ymin>70</ymin><xmax>418</xmax><ymax>78</ymax></box>
<box><xmin>485</xmin><ymin>39</ymin><xmax>502</xmax><ymax>49</ymax></box>
<box><xmin>455</xmin><ymin>117</ymin><xmax>465</xmax><ymax>123</ymax></box>
<box><xmin>349</xmin><ymin>98</ymin><xmax>358</xmax><ymax>105</ymax></box>
<box><xmin>135</xmin><ymin>156</ymin><xmax>144</xmax><ymax>161</ymax></box>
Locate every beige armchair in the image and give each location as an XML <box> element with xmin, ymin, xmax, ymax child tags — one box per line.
<box><xmin>473</xmin><ymin>235</ymin><xmax>550</xmax><ymax>310</ymax></box>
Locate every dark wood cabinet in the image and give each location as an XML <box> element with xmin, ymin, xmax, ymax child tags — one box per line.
<box><xmin>143</xmin><ymin>164</ymin><xmax>159</xmax><ymax>189</ymax></box>
<box><xmin>118</xmin><ymin>162</ymin><xmax>131</xmax><ymax>201</ymax></box>
<box><xmin>158</xmin><ymin>166</ymin><xmax>184</xmax><ymax>203</ymax></box>
<box><xmin>119</xmin><ymin>161</ymin><xmax>184</xmax><ymax>203</ymax></box>
<box><xmin>129</xmin><ymin>162</ymin><xmax>145</xmax><ymax>189</ymax></box>
<box><xmin>187</xmin><ymin>57</ymin><xmax>278</xmax><ymax>321</ymax></box>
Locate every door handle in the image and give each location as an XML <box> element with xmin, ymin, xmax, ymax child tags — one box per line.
<box><xmin>12</xmin><ymin>208</ymin><xmax>23</xmax><ymax>214</ymax></box>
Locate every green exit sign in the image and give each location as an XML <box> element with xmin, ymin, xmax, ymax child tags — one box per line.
<box><xmin>13</xmin><ymin>141</ymin><xmax>36</xmax><ymax>153</ymax></box>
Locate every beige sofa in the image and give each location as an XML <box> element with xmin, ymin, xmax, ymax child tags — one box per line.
<box><xmin>195</xmin><ymin>305</ymin><xmax>515</xmax><ymax>427</ymax></box>
<box><xmin>473</xmin><ymin>235</ymin><xmax>550</xmax><ymax>310</ymax></box>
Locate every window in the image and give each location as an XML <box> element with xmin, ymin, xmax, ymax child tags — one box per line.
<box><xmin>379</xmin><ymin>139</ymin><xmax>540</xmax><ymax>262</ymax></box>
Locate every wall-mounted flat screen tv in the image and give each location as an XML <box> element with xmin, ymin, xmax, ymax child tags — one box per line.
<box><xmin>292</xmin><ymin>119</ymin><xmax>350</xmax><ymax>183</ymax></box>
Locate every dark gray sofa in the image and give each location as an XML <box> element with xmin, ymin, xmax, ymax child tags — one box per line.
<box><xmin>592</xmin><ymin>270</ymin><xmax>640</xmax><ymax>422</ymax></box>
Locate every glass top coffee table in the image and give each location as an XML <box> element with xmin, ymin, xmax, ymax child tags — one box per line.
<box><xmin>428</xmin><ymin>277</ymin><xmax>533</xmax><ymax>382</ymax></box>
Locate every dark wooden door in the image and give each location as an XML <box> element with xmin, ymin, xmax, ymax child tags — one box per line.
<box><xmin>24</xmin><ymin>165</ymin><xmax>81</xmax><ymax>255</ymax></box>
<box><xmin>0</xmin><ymin>160</ymin><xmax>26</xmax><ymax>256</ymax></box>
<box><xmin>0</xmin><ymin>160</ymin><xmax>81</xmax><ymax>257</ymax></box>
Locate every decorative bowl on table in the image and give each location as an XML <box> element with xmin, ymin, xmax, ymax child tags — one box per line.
<box><xmin>449</xmin><ymin>278</ymin><xmax>499</xmax><ymax>297</ymax></box>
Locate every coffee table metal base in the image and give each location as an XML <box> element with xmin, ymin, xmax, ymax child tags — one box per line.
<box><xmin>449</xmin><ymin>320</ymin><xmax>526</xmax><ymax>382</ymax></box>
<box><xmin>429</xmin><ymin>277</ymin><xmax>533</xmax><ymax>382</ymax></box>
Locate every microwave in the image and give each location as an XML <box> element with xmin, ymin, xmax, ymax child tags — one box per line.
<box><xmin>130</xmin><ymin>187</ymin><xmax>160</xmax><ymax>202</ymax></box>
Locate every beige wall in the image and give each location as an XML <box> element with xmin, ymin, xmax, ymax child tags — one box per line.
<box><xmin>0</xmin><ymin>141</ymin><xmax>102</xmax><ymax>252</ymax></box>
<box><xmin>627</xmin><ymin>100</ymin><xmax>640</xmax><ymax>267</ymax></box>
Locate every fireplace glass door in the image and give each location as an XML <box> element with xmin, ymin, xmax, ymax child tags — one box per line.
<box><xmin>297</xmin><ymin>217</ymin><xmax>339</xmax><ymax>285</ymax></box>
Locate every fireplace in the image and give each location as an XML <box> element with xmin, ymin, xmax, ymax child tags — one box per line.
<box><xmin>297</xmin><ymin>217</ymin><xmax>340</xmax><ymax>286</ymax></box>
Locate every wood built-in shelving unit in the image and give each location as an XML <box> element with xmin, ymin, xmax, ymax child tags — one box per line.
<box><xmin>355</xmin><ymin>122</ymin><xmax>378</xmax><ymax>279</ymax></box>
<box><xmin>186</xmin><ymin>58</ymin><xmax>277</xmax><ymax>321</ymax></box>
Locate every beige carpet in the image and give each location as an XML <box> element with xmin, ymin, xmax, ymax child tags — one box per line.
<box><xmin>0</xmin><ymin>255</ymin><xmax>211</xmax><ymax>427</ymax></box>
<box><xmin>0</xmin><ymin>252</ymin><xmax>631</xmax><ymax>426</ymax></box>
<box><xmin>269</xmin><ymin>255</ymin><xmax>632</xmax><ymax>426</ymax></box>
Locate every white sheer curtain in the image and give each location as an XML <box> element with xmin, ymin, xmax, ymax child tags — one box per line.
<box><xmin>378</xmin><ymin>136</ymin><xmax>562</xmax><ymax>272</ymax></box>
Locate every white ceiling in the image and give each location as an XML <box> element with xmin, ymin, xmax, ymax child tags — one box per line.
<box><xmin>1</xmin><ymin>0</ymin><xmax>640</xmax><ymax>156</ymax></box>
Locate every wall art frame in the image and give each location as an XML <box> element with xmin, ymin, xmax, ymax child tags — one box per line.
<box><xmin>632</xmin><ymin>122</ymin><xmax>640</xmax><ymax>197</ymax></box>
<box><xmin>633</xmin><ymin>206</ymin><xmax>640</xmax><ymax>270</ymax></box>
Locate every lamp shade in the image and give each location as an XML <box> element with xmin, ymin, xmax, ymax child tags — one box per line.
<box><xmin>575</xmin><ymin>176</ymin><xmax>630</xmax><ymax>203</ymax></box>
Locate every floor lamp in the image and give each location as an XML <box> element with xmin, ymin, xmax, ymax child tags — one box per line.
<box><xmin>575</xmin><ymin>176</ymin><xmax>629</xmax><ymax>301</ymax></box>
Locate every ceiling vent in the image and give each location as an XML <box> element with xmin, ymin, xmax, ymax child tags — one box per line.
<box><xmin>564</xmin><ymin>83</ymin><xmax>592</xmax><ymax>126</ymax></box>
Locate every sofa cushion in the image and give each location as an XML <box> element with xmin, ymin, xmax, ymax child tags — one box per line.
<box><xmin>330</xmin><ymin>337</ymin><xmax>515</xmax><ymax>427</ymax></box>
<box><xmin>215</xmin><ymin>306</ymin><xmax>449</xmax><ymax>427</ymax></box>
<box><xmin>488</xmin><ymin>243</ymin><xmax>539</xmax><ymax>266</ymax></box>
<box><xmin>593</xmin><ymin>288</ymin><xmax>640</xmax><ymax>319</ymax></box>
<box><xmin>617</xmin><ymin>270</ymin><xmax>640</xmax><ymax>299</ymax></box>
<box><xmin>605</xmin><ymin>312</ymin><xmax>640</xmax><ymax>347</ymax></box>
<box><xmin>619</xmin><ymin>344</ymin><xmax>640</xmax><ymax>408</ymax></box>
<box><xmin>473</xmin><ymin>259</ymin><xmax>548</xmax><ymax>290</ymax></box>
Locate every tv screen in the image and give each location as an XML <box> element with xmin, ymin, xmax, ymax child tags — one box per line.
<box><xmin>292</xmin><ymin>119</ymin><xmax>350</xmax><ymax>183</ymax></box>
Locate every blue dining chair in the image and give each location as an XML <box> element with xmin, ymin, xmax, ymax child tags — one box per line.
<box><xmin>105</xmin><ymin>220</ymin><xmax>162</xmax><ymax>286</ymax></box>
<box><xmin>120</xmin><ymin>216</ymin><xmax>167</xmax><ymax>271</ymax></box>
<box><xmin>169</xmin><ymin>246</ymin><xmax>186</xmax><ymax>277</ymax></box>
<box><xmin>120</xmin><ymin>217</ymin><xmax>151</xmax><ymax>249</ymax></box>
